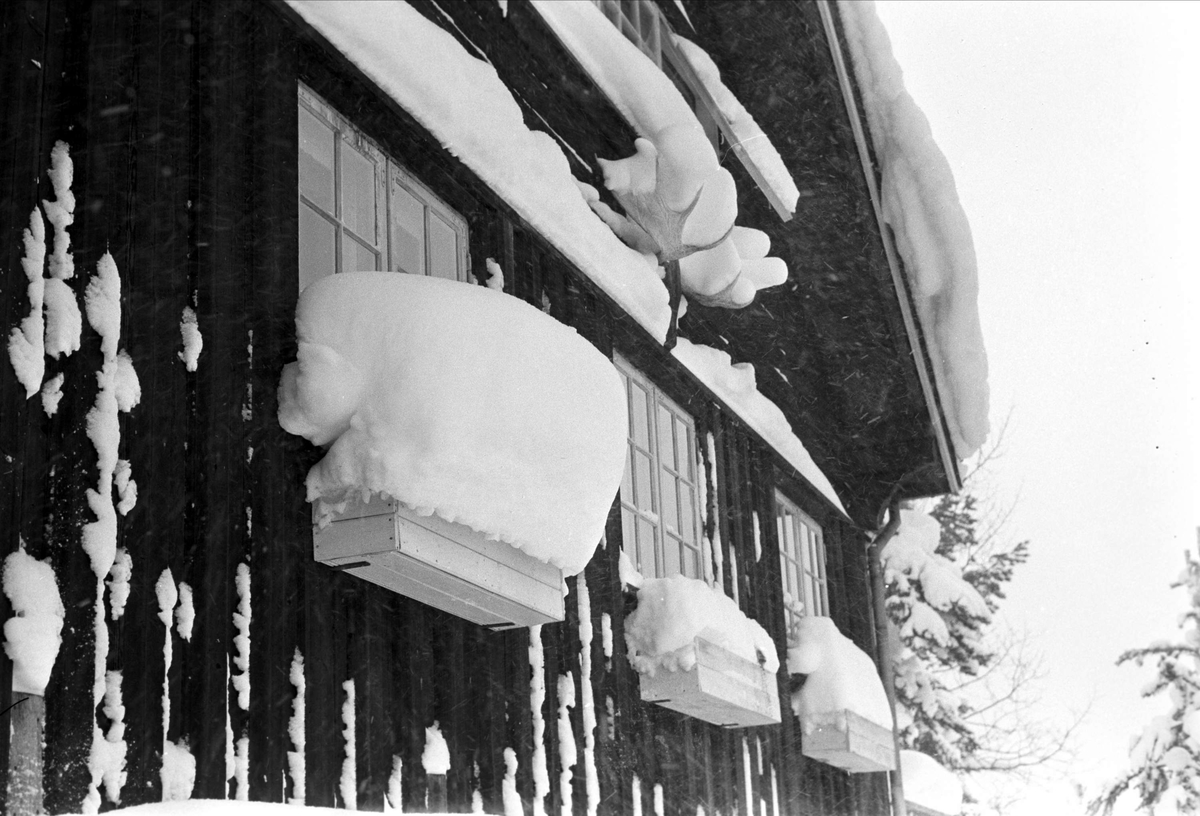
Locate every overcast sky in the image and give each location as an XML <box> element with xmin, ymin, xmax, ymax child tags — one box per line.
<box><xmin>874</xmin><ymin>1</ymin><xmax>1200</xmax><ymax>812</ymax></box>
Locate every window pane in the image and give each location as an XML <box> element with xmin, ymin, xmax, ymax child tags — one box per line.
<box><xmin>340</xmin><ymin>141</ymin><xmax>377</xmax><ymax>242</ymax></box>
<box><xmin>428</xmin><ymin>212</ymin><xmax>459</xmax><ymax>280</ymax></box>
<box><xmin>621</xmin><ymin>507</ymin><xmax>637</xmax><ymax>554</ymax></box>
<box><xmin>342</xmin><ymin>231</ymin><xmax>379</xmax><ymax>273</ymax></box>
<box><xmin>663</xmin><ymin>536</ymin><xmax>682</xmax><ymax>578</ymax></box>
<box><xmin>299</xmin><ymin>203</ymin><xmax>336</xmax><ymax>291</ymax></box>
<box><xmin>630</xmin><ymin>383</ymin><xmax>651</xmax><ymax>448</ymax></box>
<box><xmin>637</xmin><ymin>518</ymin><xmax>658</xmax><ymax>577</ymax></box>
<box><xmin>678</xmin><ymin>485</ymin><xmax>695</xmax><ymax>543</ymax></box>
<box><xmin>634</xmin><ymin>452</ymin><xmax>654</xmax><ymax>513</ymax></box>
<box><xmin>390</xmin><ymin>181</ymin><xmax>425</xmax><ymax>274</ymax></box>
<box><xmin>620</xmin><ymin>453</ymin><xmax>634</xmax><ymax>506</ymax></box>
<box><xmin>660</xmin><ymin>471</ymin><xmax>678</xmax><ymax>534</ymax></box>
<box><xmin>298</xmin><ymin>106</ymin><xmax>335</xmax><ymax>212</ymax></box>
<box><xmin>657</xmin><ymin>405</ymin><xmax>675</xmax><ymax>469</ymax></box>
<box><xmin>682</xmin><ymin>545</ymin><xmax>699</xmax><ymax>579</ymax></box>
<box><xmin>676</xmin><ymin>420</ymin><xmax>692</xmax><ymax>480</ymax></box>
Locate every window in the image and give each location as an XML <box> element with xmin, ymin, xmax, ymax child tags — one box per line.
<box><xmin>298</xmin><ymin>84</ymin><xmax>470</xmax><ymax>292</ymax></box>
<box><xmin>776</xmin><ymin>492</ymin><xmax>828</xmax><ymax>624</ymax></box>
<box><xmin>615</xmin><ymin>355</ymin><xmax>703</xmax><ymax>580</ymax></box>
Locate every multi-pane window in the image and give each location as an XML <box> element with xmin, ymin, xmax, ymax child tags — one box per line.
<box><xmin>298</xmin><ymin>84</ymin><xmax>469</xmax><ymax>292</ymax></box>
<box><xmin>776</xmin><ymin>492</ymin><xmax>829</xmax><ymax>625</ymax></box>
<box><xmin>615</xmin><ymin>355</ymin><xmax>703</xmax><ymax>580</ymax></box>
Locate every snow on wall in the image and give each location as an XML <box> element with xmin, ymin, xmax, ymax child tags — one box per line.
<box><xmin>232</xmin><ymin>563</ymin><xmax>251</xmax><ymax>710</ymax></box>
<box><xmin>341</xmin><ymin>680</ymin><xmax>356</xmax><ymax>810</ymax></box>
<box><xmin>556</xmin><ymin>674</ymin><xmax>577</xmax><ymax>816</ymax></box>
<box><xmin>576</xmin><ymin>576</ymin><xmax>599</xmax><ymax>816</ymax></box>
<box><xmin>837</xmin><ymin>0</ymin><xmax>990</xmax><ymax>458</ymax></box>
<box><xmin>41</xmin><ymin>371</ymin><xmax>65</xmax><ymax>416</ymax></box>
<box><xmin>8</xmin><ymin>208</ymin><xmax>46</xmax><ymax>397</ymax></box>
<box><xmin>422</xmin><ymin>722</ymin><xmax>450</xmax><ymax>776</ymax></box>
<box><xmin>704</xmin><ymin>432</ymin><xmax>724</xmax><ymax>590</ymax></box>
<box><xmin>673</xmin><ymin>339</ymin><xmax>846</xmax><ymax>515</ymax></box>
<box><xmin>787</xmin><ymin>615</ymin><xmax>892</xmax><ymax>731</ymax></box>
<box><xmin>285</xmin><ymin>0</ymin><xmax>670</xmax><ymax>340</ymax></box>
<box><xmin>533</xmin><ymin>0</ymin><xmax>788</xmax><ymax>309</ymax></box>
<box><xmin>44</xmin><ymin>140</ymin><xmax>76</xmax><ymax>280</ymax></box>
<box><xmin>528</xmin><ymin>626</ymin><xmax>549</xmax><ymax>816</ymax></box>
<box><xmin>672</xmin><ymin>36</ymin><xmax>800</xmax><ymax>217</ymax></box>
<box><xmin>161</xmin><ymin>741</ymin><xmax>196</xmax><ymax>803</ymax></box>
<box><xmin>179</xmin><ymin>306</ymin><xmax>203</xmax><ymax>372</ymax></box>
<box><xmin>278</xmin><ymin>272</ymin><xmax>627</xmax><ymax>576</ymax></box>
<box><xmin>502</xmin><ymin>748</ymin><xmax>521</xmax><ymax>816</ymax></box>
<box><xmin>385</xmin><ymin>757</ymin><xmax>403</xmax><ymax>813</ymax></box>
<box><xmin>156</xmin><ymin>569</ymin><xmax>179</xmax><ymax>801</ymax></box>
<box><xmin>107</xmin><ymin>548</ymin><xmax>132</xmax><ymax>621</ymax></box>
<box><xmin>625</xmin><ymin>575</ymin><xmax>779</xmax><ymax>676</ymax></box>
<box><xmin>288</xmin><ymin>649</ymin><xmax>306</xmax><ymax>805</ymax></box>
<box><xmin>2</xmin><ymin>549</ymin><xmax>65</xmax><ymax>695</ymax></box>
<box><xmin>95</xmin><ymin>670</ymin><xmax>128</xmax><ymax>805</ymax></box>
<box><xmin>900</xmin><ymin>749</ymin><xmax>963</xmax><ymax>815</ymax></box>
<box><xmin>176</xmin><ymin>583</ymin><xmax>195</xmax><ymax>641</ymax></box>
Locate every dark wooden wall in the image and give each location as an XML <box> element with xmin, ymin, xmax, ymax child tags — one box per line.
<box><xmin>0</xmin><ymin>1</ymin><xmax>890</xmax><ymax>813</ymax></box>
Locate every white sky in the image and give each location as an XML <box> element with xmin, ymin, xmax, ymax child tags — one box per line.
<box><xmin>874</xmin><ymin>1</ymin><xmax>1200</xmax><ymax>813</ymax></box>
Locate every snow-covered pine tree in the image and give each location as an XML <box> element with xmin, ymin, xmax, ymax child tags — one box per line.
<box><xmin>884</xmin><ymin>490</ymin><xmax>1033</xmax><ymax>772</ymax></box>
<box><xmin>1090</xmin><ymin>542</ymin><xmax>1200</xmax><ymax>815</ymax></box>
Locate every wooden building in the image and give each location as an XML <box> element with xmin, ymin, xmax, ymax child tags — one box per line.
<box><xmin>0</xmin><ymin>1</ymin><xmax>971</xmax><ymax>813</ymax></box>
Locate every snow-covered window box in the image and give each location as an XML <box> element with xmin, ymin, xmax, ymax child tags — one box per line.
<box><xmin>789</xmin><ymin>616</ymin><xmax>896</xmax><ymax>773</ymax></box>
<box><xmin>626</xmin><ymin>575</ymin><xmax>781</xmax><ymax>728</ymax></box>
<box><xmin>775</xmin><ymin>491</ymin><xmax>829</xmax><ymax>623</ymax></box>
<box><xmin>298</xmin><ymin>84</ymin><xmax>470</xmax><ymax>292</ymax></box>
<box><xmin>615</xmin><ymin>355</ymin><xmax>703</xmax><ymax>580</ymax></box>
<box><xmin>313</xmin><ymin>494</ymin><xmax>563</xmax><ymax>629</ymax></box>
<box><xmin>279</xmin><ymin>272</ymin><xmax>628</xmax><ymax>629</ymax></box>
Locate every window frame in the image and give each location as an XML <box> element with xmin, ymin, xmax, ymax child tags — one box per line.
<box><xmin>615</xmin><ymin>354</ymin><xmax>704</xmax><ymax>581</ymax></box>
<box><xmin>775</xmin><ymin>490</ymin><xmax>829</xmax><ymax>624</ymax></box>
<box><xmin>298</xmin><ymin>82</ymin><xmax>471</xmax><ymax>289</ymax></box>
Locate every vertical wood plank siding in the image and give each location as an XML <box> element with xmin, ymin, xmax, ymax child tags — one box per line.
<box><xmin>0</xmin><ymin>2</ymin><xmax>891</xmax><ymax>814</ymax></box>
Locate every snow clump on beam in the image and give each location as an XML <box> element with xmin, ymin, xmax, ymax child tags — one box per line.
<box><xmin>625</xmin><ymin>575</ymin><xmax>780</xmax><ymax>676</ymax></box>
<box><xmin>277</xmin><ymin>272</ymin><xmax>627</xmax><ymax>576</ymax></box>
<box><xmin>2</xmin><ymin>549</ymin><xmax>65</xmax><ymax>695</ymax></box>
<box><xmin>838</xmin><ymin>0</ymin><xmax>990</xmax><ymax>458</ymax></box>
<box><xmin>671</xmin><ymin>35</ymin><xmax>801</xmax><ymax>218</ymax></box>
<box><xmin>900</xmin><ymin>749</ymin><xmax>963</xmax><ymax>815</ymax></box>
<box><xmin>285</xmin><ymin>0</ymin><xmax>670</xmax><ymax>340</ymax></box>
<box><xmin>787</xmin><ymin>615</ymin><xmax>892</xmax><ymax>731</ymax></box>
<box><xmin>531</xmin><ymin>0</ymin><xmax>787</xmax><ymax>309</ymax></box>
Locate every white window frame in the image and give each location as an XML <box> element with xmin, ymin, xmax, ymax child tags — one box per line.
<box><xmin>589</xmin><ymin>0</ymin><xmax>793</xmax><ymax>220</ymax></box>
<box><xmin>615</xmin><ymin>354</ymin><xmax>704</xmax><ymax>580</ymax></box>
<box><xmin>775</xmin><ymin>491</ymin><xmax>829</xmax><ymax>624</ymax></box>
<box><xmin>298</xmin><ymin>83</ymin><xmax>470</xmax><ymax>290</ymax></box>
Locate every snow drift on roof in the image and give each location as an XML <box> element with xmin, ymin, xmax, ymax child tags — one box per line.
<box><xmin>285</xmin><ymin>0</ymin><xmax>670</xmax><ymax>340</ymax></box>
<box><xmin>671</xmin><ymin>338</ymin><xmax>845</xmax><ymax>515</ymax></box>
<box><xmin>626</xmin><ymin>574</ymin><xmax>779</xmax><ymax>676</ymax></box>
<box><xmin>837</xmin><ymin>0</ymin><xmax>990</xmax><ymax>459</ymax></box>
<box><xmin>901</xmin><ymin>749</ymin><xmax>964</xmax><ymax>815</ymax></box>
<box><xmin>277</xmin><ymin>272</ymin><xmax>627</xmax><ymax>576</ymax></box>
<box><xmin>787</xmin><ymin>615</ymin><xmax>892</xmax><ymax>731</ymax></box>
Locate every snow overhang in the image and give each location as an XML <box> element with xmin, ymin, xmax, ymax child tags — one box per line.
<box><xmin>278</xmin><ymin>272</ymin><xmax>628</xmax><ymax>576</ymax></box>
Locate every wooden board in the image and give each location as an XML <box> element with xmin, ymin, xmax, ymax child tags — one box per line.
<box><xmin>638</xmin><ymin>638</ymin><xmax>781</xmax><ymax>728</ymax></box>
<box><xmin>801</xmin><ymin>709</ymin><xmax>896</xmax><ymax>774</ymax></box>
<box><xmin>313</xmin><ymin>497</ymin><xmax>565</xmax><ymax>629</ymax></box>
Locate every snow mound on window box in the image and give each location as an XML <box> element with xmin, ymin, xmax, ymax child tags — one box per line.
<box><xmin>900</xmin><ymin>749</ymin><xmax>963</xmax><ymax>815</ymax></box>
<box><xmin>277</xmin><ymin>272</ymin><xmax>627</xmax><ymax>576</ymax></box>
<box><xmin>787</xmin><ymin>615</ymin><xmax>891</xmax><ymax>731</ymax></box>
<box><xmin>838</xmin><ymin>1</ymin><xmax>990</xmax><ymax>458</ymax></box>
<box><xmin>625</xmin><ymin>575</ymin><xmax>779</xmax><ymax>676</ymax></box>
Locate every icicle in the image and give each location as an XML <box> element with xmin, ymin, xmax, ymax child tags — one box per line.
<box><xmin>156</xmin><ymin>569</ymin><xmax>178</xmax><ymax>800</ymax></box>
<box><xmin>632</xmin><ymin>776</ymin><xmax>642</xmax><ymax>816</ymax></box>
<box><xmin>752</xmin><ymin>511</ymin><xmax>762</xmax><ymax>562</ymax></box>
<box><xmin>577</xmin><ymin>575</ymin><xmax>599</xmax><ymax>816</ymax></box>
<box><xmin>705</xmin><ymin>432</ymin><xmax>723</xmax><ymax>590</ymax></box>
<box><xmin>502</xmin><ymin>748</ymin><xmax>521</xmax><ymax>816</ymax></box>
<box><xmin>654</xmin><ymin>783</ymin><xmax>664</xmax><ymax>816</ymax></box>
<box><xmin>556</xmin><ymin>674</ymin><xmax>576</xmax><ymax>816</ymax></box>
<box><xmin>384</xmin><ymin>756</ymin><xmax>403</xmax><ymax>813</ymax></box>
<box><xmin>288</xmin><ymin>649</ymin><xmax>306</xmax><ymax>805</ymax></box>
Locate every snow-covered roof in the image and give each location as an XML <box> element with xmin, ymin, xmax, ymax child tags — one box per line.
<box><xmin>787</xmin><ymin>615</ymin><xmax>892</xmax><ymax>731</ymax></box>
<box><xmin>277</xmin><ymin>272</ymin><xmax>627</xmax><ymax>576</ymax></box>
<box><xmin>901</xmin><ymin>749</ymin><xmax>964</xmax><ymax>815</ymax></box>
<box><xmin>836</xmin><ymin>0</ymin><xmax>990</xmax><ymax>460</ymax></box>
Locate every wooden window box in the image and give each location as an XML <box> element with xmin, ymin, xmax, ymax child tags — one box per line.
<box><xmin>638</xmin><ymin>637</ymin><xmax>781</xmax><ymax>728</ymax></box>
<box><xmin>801</xmin><ymin>709</ymin><xmax>896</xmax><ymax>773</ymax></box>
<box><xmin>312</xmin><ymin>496</ymin><xmax>565</xmax><ymax>629</ymax></box>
